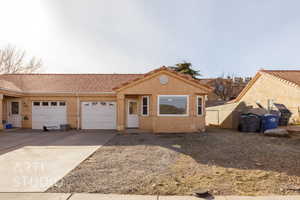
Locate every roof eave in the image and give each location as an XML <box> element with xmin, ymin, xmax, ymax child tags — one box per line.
<box><xmin>113</xmin><ymin>66</ymin><xmax>213</xmax><ymax>93</ymax></box>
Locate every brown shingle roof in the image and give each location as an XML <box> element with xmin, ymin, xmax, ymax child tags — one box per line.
<box><xmin>260</xmin><ymin>70</ymin><xmax>300</xmax><ymax>87</ymax></box>
<box><xmin>0</xmin><ymin>74</ymin><xmax>143</xmax><ymax>93</ymax></box>
<box><xmin>0</xmin><ymin>67</ymin><xmax>212</xmax><ymax>94</ymax></box>
<box><xmin>0</xmin><ymin>79</ymin><xmax>22</xmax><ymax>92</ymax></box>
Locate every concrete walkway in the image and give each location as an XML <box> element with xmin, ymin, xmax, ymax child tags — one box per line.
<box><xmin>0</xmin><ymin>131</ymin><xmax>115</xmax><ymax>192</ymax></box>
<box><xmin>0</xmin><ymin>193</ymin><xmax>300</xmax><ymax>200</ymax></box>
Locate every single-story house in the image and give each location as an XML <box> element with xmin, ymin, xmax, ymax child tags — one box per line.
<box><xmin>206</xmin><ymin>70</ymin><xmax>300</xmax><ymax>128</ymax></box>
<box><xmin>0</xmin><ymin>67</ymin><xmax>212</xmax><ymax>133</ymax></box>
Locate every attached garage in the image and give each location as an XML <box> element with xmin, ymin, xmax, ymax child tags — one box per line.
<box><xmin>32</xmin><ymin>101</ymin><xmax>67</xmax><ymax>129</ymax></box>
<box><xmin>81</xmin><ymin>101</ymin><xmax>116</xmax><ymax>129</ymax></box>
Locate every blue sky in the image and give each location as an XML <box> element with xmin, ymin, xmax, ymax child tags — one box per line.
<box><xmin>0</xmin><ymin>0</ymin><xmax>299</xmax><ymax>77</ymax></box>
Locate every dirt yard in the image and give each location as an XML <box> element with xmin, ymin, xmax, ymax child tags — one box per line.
<box><xmin>48</xmin><ymin>128</ymin><xmax>300</xmax><ymax>196</ymax></box>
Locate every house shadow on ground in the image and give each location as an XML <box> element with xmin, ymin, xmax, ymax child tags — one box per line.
<box><xmin>106</xmin><ymin>127</ymin><xmax>300</xmax><ymax>178</ymax></box>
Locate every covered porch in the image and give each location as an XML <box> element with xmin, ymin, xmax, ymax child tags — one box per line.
<box><xmin>116</xmin><ymin>92</ymin><xmax>206</xmax><ymax>133</ymax></box>
<box><xmin>116</xmin><ymin>93</ymin><xmax>152</xmax><ymax>132</ymax></box>
<box><xmin>0</xmin><ymin>92</ymin><xmax>23</xmax><ymax>130</ymax></box>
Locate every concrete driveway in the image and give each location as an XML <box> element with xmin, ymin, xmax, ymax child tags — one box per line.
<box><xmin>0</xmin><ymin>130</ymin><xmax>115</xmax><ymax>192</ymax></box>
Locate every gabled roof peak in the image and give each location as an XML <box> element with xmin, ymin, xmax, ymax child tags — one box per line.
<box><xmin>113</xmin><ymin>66</ymin><xmax>212</xmax><ymax>92</ymax></box>
<box><xmin>233</xmin><ymin>69</ymin><xmax>300</xmax><ymax>103</ymax></box>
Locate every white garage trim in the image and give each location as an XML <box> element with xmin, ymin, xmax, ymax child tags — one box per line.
<box><xmin>32</xmin><ymin>101</ymin><xmax>67</xmax><ymax>129</ymax></box>
<box><xmin>81</xmin><ymin>101</ymin><xmax>116</xmax><ymax>129</ymax></box>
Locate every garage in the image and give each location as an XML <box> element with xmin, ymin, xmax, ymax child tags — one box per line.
<box><xmin>32</xmin><ymin>101</ymin><xmax>67</xmax><ymax>129</ymax></box>
<box><xmin>81</xmin><ymin>101</ymin><xmax>116</xmax><ymax>129</ymax></box>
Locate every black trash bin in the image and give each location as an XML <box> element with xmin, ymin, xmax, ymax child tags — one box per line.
<box><xmin>274</xmin><ymin>103</ymin><xmax>292</xmax><ymax>126</ymax></box>
<box><xmin>239</xmin><ymin>113</ymin><xmax>261</xmax><ymax>133</ymax></box>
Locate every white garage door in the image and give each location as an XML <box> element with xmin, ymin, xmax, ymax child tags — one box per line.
<box><xmin>32</xmin><ymin>101</ymin><xmax>67</xmax><ymax>129</ymax></box>
<box><xmin>81</xmin><ymin>101</ymin><xmax>116</xmax><ymax>129</ymax></box>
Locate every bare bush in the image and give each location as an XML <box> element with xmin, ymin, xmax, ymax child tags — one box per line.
<box><xmin>0</xmin><ymin>45</ymin><xmax>42</xmax><ymax>74</ymax></box>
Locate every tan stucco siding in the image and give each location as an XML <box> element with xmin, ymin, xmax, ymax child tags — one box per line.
<box><xmin>206</xmin><ymin>102</ymin><xmax>244</xmax><ymax>129</ymax></box>
<box><xmin>139</xmin><ymin>116</ymin><xmax>153</xmax><ymax>130</ymax></box>
<box><xmin>206</xmin><ymin>73</ymin><xmax>300</xmax><ymax>129</ymax></box>
<box><xmin>10</xmin><ymin>95</ymin><xmax>117</xmax><ymax>129</ymax></box>
<box><xmin>119</xmin><ymin>72</ymin><xmax>207</xmax><ymax>133</ymax></box>
<box><xmin>2</xmin><ymin>98</ymin><xmax>8</xmax><ymax>122</ymax></box>
<box><xmin>118</xmin><ymin>72</ymin><xmax>207</xmax><ymax>95</ymax></box>
<box><xmin>240</xmin><ymin>74</ymin><xmax>300</xmax><ymax>123</ymax></box>
<box><xmin>20</xmin><ymin>96</ymin><xmax>78</xmax><ymax>128</ymax></box>
<box><xmin>1</xmin><ymin>71</ymin><xmax>209</xmax><ymax>132</ymax></box>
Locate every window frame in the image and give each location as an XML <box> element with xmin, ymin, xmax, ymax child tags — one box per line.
<box><xmin>59</xmin><ymin>101</ymin><xmax>66</xmax><ymax>106</ymax></box>
<box><xmin>11</xmin><ymin>102</ymin><xmax>19</xmax><ymax>115</ymax></box>
<box><xmin>33</xmin><ymin>102</ymin><xmax>40</xmax><ymax>106</ymax></box>
<box><xmin>196</xmin><ymin>96</ymin><xmax>204</xmax><ymax>116</ymax></box>
<box><xmin>128</xmin><ymin>100</ymin><xmax>138</xmax><ymax>115</ymax></box>
<box><xmin>42</xmin><ymin>101</ymin><xmax>49</xmax><ymax>106</ymax></box>
<box><xmin>51</xmin><ymin>101</ymin><xmax>58</xmax><ymax>106</ymax></box>
<box><xmin>141</xmin><ymin>96</ymin><xmax>149</xmax><ymax>116</ymax></box>
<box><xmin>157</xmin><ymin>95</ymin><xmax>189</xmax><ymax>117</ymax></box>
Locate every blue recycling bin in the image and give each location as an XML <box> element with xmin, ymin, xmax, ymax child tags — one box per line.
<box><xmin>261</xmin><ymin>114</ymin><xmax>279</xmax><ymax>132</ymax></box>
<box><xmin>5</xmin><ymin>123</ymin><xmax>12</xmax><ymax>129</ymax></box>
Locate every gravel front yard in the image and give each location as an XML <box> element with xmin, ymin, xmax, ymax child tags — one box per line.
<box><xmin>48</xmin><ymin>128</ymin><xmax>300</xmax><ymax>196</ymax></box>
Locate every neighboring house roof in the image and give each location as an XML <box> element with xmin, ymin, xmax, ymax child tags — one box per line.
<box><xmin>260</xmin><ymin>70</ymin><xmax>300</xmax><ymax>87</ymax></box>
<box><xmin>198</xmin><ymin>78</ymin><xmax>215</xmax><ymax>85</ymax></box>
<box><xmin>233</xmin><ymin>70</ymin><xmax>300</xmax><ymax>103</ymax></box>
<box><xmin>0</xmin><ymin>74</ymin><xmax>143</xmax><ymax>93</ymax></box>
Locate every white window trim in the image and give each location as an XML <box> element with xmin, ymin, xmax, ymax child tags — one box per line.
<box><xmin>157</xmin><ymin>95</ymin><xmax>189</xmax><ymax>117</ymax></box>
<box><xmin>141</xmin><ymin>96</ymin><xmax>149</xmax><ymax>116</ymax></box>
<box><xmin>42</xmin><ymin>101</ymin><xmax>49</xmax><ymax>106</ymax></box>
<box><xmin>33</xmin><ymin>101</ymin><xmax>40</xmax><ymax>106</ymax></box>
<box><xmin>196</xmin><ymin>96</ymin><xmax>204</xmax><ymax>116</ymax></box>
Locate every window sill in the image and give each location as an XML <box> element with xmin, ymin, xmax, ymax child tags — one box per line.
<box><xmin>157</xmin><ymin>114</ymin><xmax>189</xmax><ymax>117</ymax></box>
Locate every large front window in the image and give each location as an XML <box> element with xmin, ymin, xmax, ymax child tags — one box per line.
<box><xmin>158</xmin><ymin>95</ymin><xmax>188</xmax><ymax>116</ymax></box>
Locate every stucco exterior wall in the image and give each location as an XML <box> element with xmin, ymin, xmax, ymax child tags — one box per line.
<box><xmin>206</xmin><ymin>73</ymin><xmax>300</xmax><ymax>129</ymax></box>
<box><xmin>2</xmin><ymin>98</ymin><xmax>8</xmax><ymax>122</ymax></box>
<box><xmin>119</xmin><ymin>71</ymin><xmax>207</xmax><ymax>133</ymax></box>
<box><xmin>4</xmin><ymin>95</ymin><xmax>117</xmax><ymax>129</ymax></box>
<box><xmin>0</xmin><ymin>70</ymin><xmax>209</xmax><ymax>133</ymax></box>
<box><xmin>206</xmin><ymin>102</ymin><xmax>248</xmax><ymax>129</ymax></box>
<box><xmin>21</xmin><ymin>96</ymin><xmax>78</xmax><ymax>129</ymax></box>
<box><xmin>240</xmin><ymin>74</ymin><xmax>300</xmax><ymax>123</ymax></box>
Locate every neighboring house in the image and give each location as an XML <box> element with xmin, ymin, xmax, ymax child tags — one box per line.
<box><xmin>0</xmin><ymin>67</ymin><xmax>212</xmax><ymax>133</ymax></box>
<box><xmin>200</xmin><ymin>77</ymin><xmax>249</xmax><ymax>107</ymax></box>
<box><xmin>206</xmin><ymin>70</ymin><xmax>300</xmax><ymax>129</ymax></box>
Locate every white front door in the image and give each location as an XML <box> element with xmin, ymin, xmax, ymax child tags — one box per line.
<box><xmin>127</xmin><ymin>100</ymin><xmax>139</xmax><ymax>128</ymax></box>
<box><xmin>7</xmin><ymin>101</ymin><xmax>22</xmax><ymax>127</ymax></box>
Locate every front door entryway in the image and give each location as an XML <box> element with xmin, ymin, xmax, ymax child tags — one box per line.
<box><xmin>127</xmin><ymin>100</ymin><xmax>139</xmax><ymax>128</ymax></box>
<box><xmin>7</xmin><ymin>100</ymin><xmax>21</xmax><ymax>127</ymax></box>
